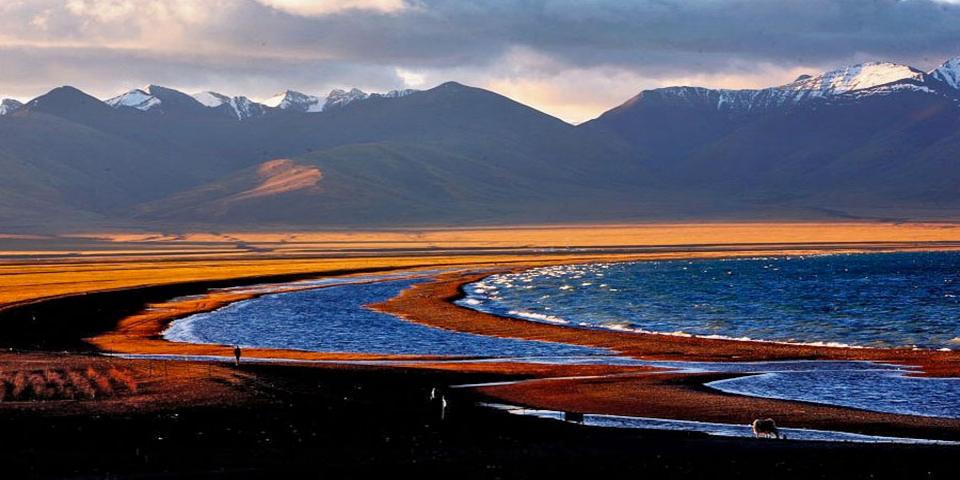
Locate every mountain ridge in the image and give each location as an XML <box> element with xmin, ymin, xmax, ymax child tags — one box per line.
<box><xmin>2</xmin><ymin>55</ymin><xmax>960</xmax><ymax>230</ymax></box>
<box><xmin>596</xmin><ymin>59</ymin><xmax>958</xmax><ymax>120</ymax></box>
<box><xmin>2</xmin><ymin>55</ymin><xmax>959</xmax><ymax>122</ymax></box>
<box><xmin>582</xmin><ymin>56</ymin><xmax>960</xmax><ymax>223</ymax></box>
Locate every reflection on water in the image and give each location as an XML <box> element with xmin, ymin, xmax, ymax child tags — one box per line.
<box><xmin>459</xmin><ymin>252</ymin><xmax>960</xmax><ymax>349</ymax></box>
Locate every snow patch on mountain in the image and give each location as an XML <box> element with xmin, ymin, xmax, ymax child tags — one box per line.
<box><xmin>264</xmin><ymin>90</ymin><xmax>324</xmax><ymax>112</ymax></box>
<box><xmin>324</xmin><ymin>88</ymin><xmax>370</xmax><ymax>109</ymax></box>
<box><xmin>106</xmin><ymin>89</ymin><xmax>161</xmax><ymax>111</ymax></box>
<box><xmin>843</xmin><ymin>83</ymin><xmax>936</xmax><ymax>99</ymax></box>
<box><xmin>931</xmin><ymin>57</ymin><xmax>960</xmax><ymax>90</ymax></box>
<box><xmin>0</xmin><ymin>98</ymin><xmax>23</xmax><ymax>115</ymax></box>
<box><xmin>651</xmin><ymin>61</ymin><xmax>935</xmax><ymax>113</ymax></box>
<box><xmin>106</xmin><ymin>84</ymin><xmax>417</xmax><ymax>117</ymax></box>
<box><xmin>231</xmin><ymin>96</ymin><xmax>267</xmax><ymax>119</ymax></box>
<box><xmin>377</xmin><ymin>88</ymin><xmax>418</xmax><ymax>99</ymax></box>
<box><xmin>193</xmin><ymin>91</ymin><xmax>230</xmax><ymax>108</ymax></box>
<box><xmin>783</xmin><ymin>62</ymin><xmax>924</xmax><ymax>99</ymax></box>
<box><xmin>192</xmin><ymin>91</ymin><xmax>267</xmax><ymax>119</ymax></box>
<box><xmin>265</xmin><ymin>87</ymin><xmax>416</xmax><ymax>113</ymax></box>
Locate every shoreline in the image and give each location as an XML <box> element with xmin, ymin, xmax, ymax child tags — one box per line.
<box><xmin>84</xmin><ymin>246</ymin><xmax>952</xmax><ymax>363</ymax></box>
<box><xmin>87</xmin><ymin>269</ymin><xmax>471</xmax><ymax>363</ymax></box>
<box><xmin>82</xmin><ymin>254</ymin><xmax>652</xmax><ymax>361</ymax></box>
<box><xmin>67</xmin><ymin>245</ymin><xmax>960</xmax><ymax>441</ymax></box>
<box><xmin>3</xmin><ymin>243</ymin><xmax>960</xmax><ymax>445</ymax></box>
<box><xmin>469</xmin><ymin>372</ymin><xmax>960</xmax><ymax>441</ymax></box>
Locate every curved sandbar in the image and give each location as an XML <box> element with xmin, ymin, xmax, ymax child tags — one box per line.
<box><xmin>88</xmin><ymin>247</ymin><xmax>960</xmax><ymax>380</ymax></box>
<box><xmin>371</xmin><ymin>269</ymin><xmax>960</xmax><ymax>377</ymax></box>
<box><xmin>88</xmin><ymin>247</ymin><xmax>919</xmax><ymax>362</ymax></box>
<box><xmin>87</xmin><ymin>250</ymin><xmax>760</xmax><ymax>359</ymax></box>
<box><xmin>471</xmin><ymin>372</ymin><xmax>960</xmax><ymax>441</ymax></box>
<box><xmin>89</xmin><ymin>270</ymin><xmax>482</xmax><ymax>362</ymax></box>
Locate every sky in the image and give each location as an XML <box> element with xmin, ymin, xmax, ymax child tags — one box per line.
<box><xmin>1</xmin><ymin>0</ymin><xmax>960</xmax><ymax>123</ymax></box>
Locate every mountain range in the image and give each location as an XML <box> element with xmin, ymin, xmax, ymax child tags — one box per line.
<box><xmin>98</xmin><ymin>85</ymin><xmax>417</xmax><ymax>120</ymax></box>
<box><xmin>2</xmin><ymin>56</ymin><xmax>960</xmax><ymax>231</ymax></box>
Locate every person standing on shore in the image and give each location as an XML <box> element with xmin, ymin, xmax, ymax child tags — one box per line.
<box><xmin>234</xmin><ymin>345</ymin><xmax>242</xmax><ymax>367</ymax></box>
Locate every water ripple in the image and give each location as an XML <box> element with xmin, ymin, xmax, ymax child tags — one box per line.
<box><xmin>458</xmin><ymin>252</ymin><xmax>960</xmax><ymax>350</ymax></box>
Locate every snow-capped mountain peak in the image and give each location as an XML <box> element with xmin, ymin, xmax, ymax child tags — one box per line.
<box><xmin>0</xmin><ymin>98</ymin><xmax>23</xmax><ymax>116</ymax></box>
<box><xmin>781</xmin><ymin>62</ymin><xmax>925</xmax><ymax>98</ymax></box>
<box><xmin>230</xmin><ymin>96</ymin><xmax>267</xmax><ymax>120</ymax></box>
<box><xmin>263</xmin><ymin>90</ymin><xmax>294</xmax><ymax>108</ymax></box>
<box><xmin>378</xmin><ymin>89</ymin><xmax>418</xmax><ymax>99</ymax></box>
<box><xmin>648</xmin><ymin>60</ymin><xmax>939</xmax><ymax>114</ymax></box>
<box><xmin>192</xmin><ymin>91</ymin><xmax>267</xmax><ymax>120</ymax></box>
<box><xmin>324</xmin><ymin>88</ymin><xmax>369</xmax><ymax>109</ymax></box>
<box><xmin>265</xmin><ymin>87</ymin><xmax>417</xmax><ymax>112</ymax></box>
<box><xmin>193</xmin><ymin>91</ymin><xmax>232</xmax><ymax>108</ymax></box>
<box><xmin>105</xmin><ymin>89</ymin><xmax>161</xmax><ymax>111</ymax></box>
<box><xmin>264</xmin><ymin>90</ymin><xmax>324</xmax><ymax>112</ymax></box>
<box><xmin>105</xmin><ymin>84</ymin><xmax>416</xmax><ymax>117</ymax></box>
<box><xmin>931</xmin><ymin>56</ymin><xmax>960</xmax><ymax>90</ymax></box>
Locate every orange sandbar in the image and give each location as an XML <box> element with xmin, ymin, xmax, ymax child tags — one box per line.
<box><xmin>372</xmin><ymin>269</ymin><xmax>960</xmax><ymax>377</ymax></box>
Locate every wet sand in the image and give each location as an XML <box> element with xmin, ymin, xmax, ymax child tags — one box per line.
<box><xmin>472</xmin><ymin>371</ymin><xmax>960</xmax><ymax>441</ymax></box>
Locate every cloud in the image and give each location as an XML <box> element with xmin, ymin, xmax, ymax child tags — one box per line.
<box><xmin>255</xmin><ymin>0</ymin><xmax>410</xmax><ymax>16</ymax></box>
<box><xmin>0</xmin><ymin>0</ymin><xmax>959</xmax><ymax>122</ymax></box>
<box><xmin>395</xmin><ymin>67</ymin><xmax>427</xmax><ymax>88</ymax></box>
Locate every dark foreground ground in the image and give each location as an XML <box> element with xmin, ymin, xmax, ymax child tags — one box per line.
<box><xmin>1</xmin><ymin>362</ymin><xmax>957</xmax><ymax>480</ymax></box>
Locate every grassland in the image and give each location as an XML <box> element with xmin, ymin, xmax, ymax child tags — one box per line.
<box><xmin>5</xmin><ymin>222</ymin><xmax>960</xmax><ymax>309</ymax></box>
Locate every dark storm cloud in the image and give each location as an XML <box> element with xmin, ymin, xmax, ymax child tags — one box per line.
<box><xmin>0</xmin><ymin>44</ymin><xmax>403</xmax><ymax>100</ymax></box>
<box><xmin>217</xmin><ymin>0</ymin><xmax>960</xmax><ymax>71</ymax></box>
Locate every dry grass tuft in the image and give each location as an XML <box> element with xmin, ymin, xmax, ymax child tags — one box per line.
<box><xmin>0</xmin><ymin>365</ymin><xmax>138</xmax><ymax>402</ymax></box>
<box><xmin>107</xmin><ymin>367</ymin><xmax>138</xmax><ymax>393</ymax></box>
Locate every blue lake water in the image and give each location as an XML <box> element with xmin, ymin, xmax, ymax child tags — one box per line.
<box><xmin>617</xmin><ymin>359</ymin><xmax>960</xmax><ymax>419</ymax></box>
<box><xmin>707</xmin><ymin>364</ymin><xmax>960</xmax><ymax>419</ymax></box>
<box><xmin>459</xmin><ymin>252</ymin><xmax>960</xmax><ymax>349</ymax></box>
<box><xmin>164</xmin><ymin>278</ymin><xmax>605</xmax><ymax>357</ymax></box>
<box><xmin>160</xmin><ymin>262</ymin><xmax>960</xmax><ymax>425</ymax></box>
